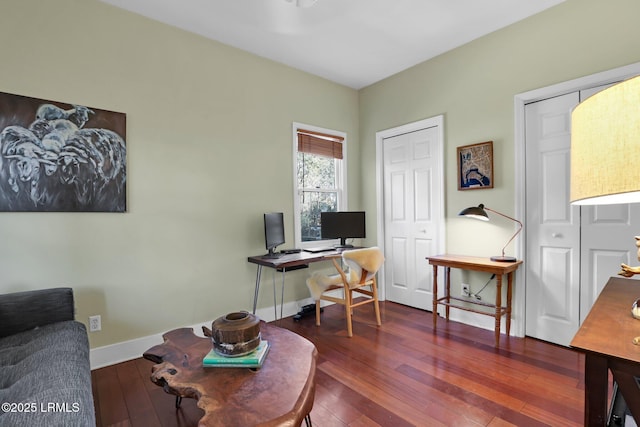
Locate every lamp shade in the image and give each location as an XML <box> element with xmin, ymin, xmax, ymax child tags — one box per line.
<box><xmin>458</xmin><ymin>204</ymin><xmax>489</xmax><ymax>221</ymax></box>
<box><xmin>570</xmin><ymin>75</ymin><xmax>640</xmax><ymax>205</ymax></box>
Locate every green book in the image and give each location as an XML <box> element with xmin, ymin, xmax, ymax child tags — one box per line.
<box><xmin>202</xmin><ymin>340</ymin><xmax>270</xmax><ymax>368</ymax></box>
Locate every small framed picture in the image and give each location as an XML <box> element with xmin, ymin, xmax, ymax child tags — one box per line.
<box><xmin>457</xmin><ymin>141</ymin><xmax>493</xmax><ymax>190</ymax></box>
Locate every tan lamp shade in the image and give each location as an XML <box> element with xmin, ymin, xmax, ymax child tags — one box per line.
<box><xmin>570</xmin><ymin>75</ymin><xmax>640</xmax><ymax>205</ymax></box>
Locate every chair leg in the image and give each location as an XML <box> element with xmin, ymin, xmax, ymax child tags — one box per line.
<box><xmin>372</xmin><ymin>280</ymin><xmax>381</xmax><ymax>326</ymax></box>
<box><xmin>345</xmin><ymin>289</ymin><xmax>353</xmax><ymax>337</ymax></box>
<box><xmin>315</xmin><ymin>300</ymin><xmax>321</xmax><ymax>326</ymax></box>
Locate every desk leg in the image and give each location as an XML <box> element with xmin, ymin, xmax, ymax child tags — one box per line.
<box><xmin>252</xmin><ymin>265</ymin><xmax>263</xmax><ymax>315</ymax></box>
<box><xmin>432</xmin><ymin>265</ymin><xmax>438</xmax><ymax>329</ymax></box>
<box><xmin>269</xmin><ymin>269</ymin><xmax>286</xmax><ymax>322</ymax></box>
<box><xmin>280</xmin><ymin>269</ymin><xmax>285</xmax><ymax>320</ymax></box>
<box><xmin>583</xmin><ymin>353</ymin><xmax>609</xmax><ymax>426</ymax></box>
<box><xmin>272</xmin><ymin>271</ymin><xmax>277</xmax><ymax>321</ymax></box>
<box><xmin>495</xmin><ymin>274</ymin><xmax>502</xmax><ymax>347</ymax></box>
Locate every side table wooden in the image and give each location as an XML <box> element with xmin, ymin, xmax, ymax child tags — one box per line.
<box><xmin>570</xmin><ymin>277</ymin><xmax>640</xmax><ymax>426</ymax></box>
<box><xmin>143</xmin><ymin>321</ymin><xmax>317</xmax><ymax>426</ymax></box>
<box><xmin>427</xmin><ymin>254</ymin><xmax>523</xmax><ymax>347</ymax></box>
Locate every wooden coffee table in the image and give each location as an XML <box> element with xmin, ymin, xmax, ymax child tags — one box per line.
<box><xmin>143</xmin><ymin>322</ymin><xmax>317</xmax><ymax>426</ymax></box>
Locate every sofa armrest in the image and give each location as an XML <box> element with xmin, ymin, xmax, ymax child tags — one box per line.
<box><xmin>0</xmin><ymin>287</ymin><xmax>75</xmax><ymax>338</ymax></box>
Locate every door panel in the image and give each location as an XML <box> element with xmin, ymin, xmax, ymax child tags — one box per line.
<box><xmin>383</xmin><ymin>126</ymin><xmax>441</xmax><ymax>310</ymax></box>
<box><xmin>580</xmin><ymin>204</ymin><xmax>637</xmax><ymax>323</ymax></box>
<box><xmin>525</xmin><ymin>92</ymin><xmax>581</xmax><ymax>345</ymax></box>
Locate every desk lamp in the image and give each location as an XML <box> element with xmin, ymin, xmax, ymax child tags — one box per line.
<box><xmin>459</xmin><ymin>204</ymin><xmax>522</xmax><ymax>262</ymax></box>
<box><xmin>570</xmin><ymin>74</ymin><xmax>640</xmax><ymax>317</ymax></box>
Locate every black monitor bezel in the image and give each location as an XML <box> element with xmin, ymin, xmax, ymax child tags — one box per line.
<box><xmin>320</xmin><ymin>211</ymin><xmax>366</xmax><ymax>248</ymax></box>
<box><xmin>263</xmin><ymin>212</ymin><xmax>285</xmax><ymax>257</ymax></box>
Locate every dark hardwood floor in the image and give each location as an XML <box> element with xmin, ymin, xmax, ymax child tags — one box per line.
<box><xmin>92</xmin><ymin>301</ymin><xmax>586</xmax><ymax>426</ymax></box>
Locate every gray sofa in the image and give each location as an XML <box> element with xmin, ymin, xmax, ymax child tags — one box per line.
<box><xmin>0</xmin><ymin>287</ymin><xmax>95</xmax><ymax>427</ymax></box>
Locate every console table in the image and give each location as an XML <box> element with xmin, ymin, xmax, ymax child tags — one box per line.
<box><xmin>570</xmin><ymin>277</ymin><xmax>640</xmax><ymax>426</ymax></box>
<box><xmin>143</xmin><ymin>321</ymin><xmax>317</xmax><ymax>427</ymax></box>
<box><xmin>426</xmin><ymin>254</ymin><xmax>523</xmax><ymax>347</ymax></box>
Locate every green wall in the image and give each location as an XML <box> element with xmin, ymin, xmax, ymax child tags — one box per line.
<box><xmin>361</xmin><ymin>0</ymin><xmax>640</xmax><ymax>250</ymax></box>
<box><xmin>0</xmin><ymin>0</ymin><xmax>359</xmax><ymax>348</ymax></box>
<box><xmin>359</xmin><ymin>0</ymin><xmax>640</xmax><ymax>300</ymax></box>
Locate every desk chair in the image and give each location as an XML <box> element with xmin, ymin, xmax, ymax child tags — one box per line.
<box><xmin>306</xmin><ymin>247</ymin><xmax>384</xmax><ymax>337</ymax></box>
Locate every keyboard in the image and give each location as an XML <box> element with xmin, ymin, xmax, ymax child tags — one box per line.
<box><xmin>304</xmin><ymin>247</ymin><xmax>335</xmax><ymax>253</ymax></box>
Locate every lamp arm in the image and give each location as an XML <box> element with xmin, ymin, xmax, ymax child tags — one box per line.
<box><xmin>484</xmin><ymin>207</ymin><xmax>523</xmax><ymax>258</ymax></box>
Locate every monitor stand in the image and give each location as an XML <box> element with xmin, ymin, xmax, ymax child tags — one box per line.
<box><xmin>263</xmin><ymin>248</ymin><xmax>283</xmax><ymax>259</ymax></box>
<box><xmin>334</xmin><ymin>239</ymin><xmax>354</xmax><ymax>250</ymax></box>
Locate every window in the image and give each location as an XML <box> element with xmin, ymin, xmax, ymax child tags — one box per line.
<box><xmin>293</xmin><ymin>123</ymin><xmax>346</xmax><ymax>247</ymax></box>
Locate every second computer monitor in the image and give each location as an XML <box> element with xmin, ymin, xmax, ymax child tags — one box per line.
<box><xmin>320</xmin><ymin>211</ymin><xmax>366</xmax><ymax>248</ymax></box>
<box><xmin>264</xmin><ymin>212</ymin><xmax>285</xmax><ymax>258</ymax></box>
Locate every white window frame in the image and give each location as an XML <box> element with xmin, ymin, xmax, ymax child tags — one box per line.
<box><xmin>292</xmin><ymin>122</ymin><xmax>347</xmax><ymax>248</ymax></box>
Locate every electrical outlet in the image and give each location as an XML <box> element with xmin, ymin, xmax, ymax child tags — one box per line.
<box><xmin>89</xmin><ymin>315</ymin><xmax>101</xmax><ymax>332</ymax></box>
<box><xmin>461</xmin><ymin>283</ymin><xmax>471</xmax><ymax>297</ymax></box>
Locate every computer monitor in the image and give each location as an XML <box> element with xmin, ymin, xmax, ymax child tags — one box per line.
<box><xmin>320</xmin><ymin>211</ymin><xmax>366</xmax><ymax>248</ymax></box>
<box><xmin>264</xmin><ymin>212</ymin><xmax>285</xmax><ymax>258</ymax></box>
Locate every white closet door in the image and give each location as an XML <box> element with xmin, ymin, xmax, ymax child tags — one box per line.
<box><xmin>525</xmin><ymin>92</ymin><xmax>581</xmax><ymax>346</ymax></box>
<box><xmin>578</xmin><ymin>83</ymin><xmax>640</xmax><ymax>323</ymax></box>
<box><xmin>525</xmin><ymin>83</ymin><xmax>640</xmax><ymax>345</ymax></box>
<box><xmin>383</xmin><ymin>125</ymin><xmax>442</xmax><ymax>310</ymax></box>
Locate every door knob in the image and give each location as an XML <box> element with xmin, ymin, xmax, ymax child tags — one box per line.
<box><xmin>552</xmin><ymin>233</ymin><xmax>562</xmax><ymax>238</ymax></box>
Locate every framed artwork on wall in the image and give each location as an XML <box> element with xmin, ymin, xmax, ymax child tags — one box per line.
<box><xmin>0</xmin><ymin>91</ymin><xmax>126</xmax><ymax>212</ymax></box>
<box><xmin>457</xmin><ymin>141</ymin><xmax>493</xmax><ymax>190</ymax></box>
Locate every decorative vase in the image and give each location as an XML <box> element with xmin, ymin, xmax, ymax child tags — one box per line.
<box><xmin>202</xmin><ymin>311</ymin><xmax>261</xmax><ymax>357</ymax></box>
<box><xmin>632</xmin><ymin>299</ymin><xmax>640</xmax><ymax>320</ymax></box>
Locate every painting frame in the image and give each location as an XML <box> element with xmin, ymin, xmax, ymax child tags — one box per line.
<box><xmin>0</xmin><ymin>91</ymin><xmax>127</xmax><ymax>212</ymax></box>
<box><xmin>457</xmin><ymin>141</ymin><xmax>494</xmax><ymax>191</ymax></box>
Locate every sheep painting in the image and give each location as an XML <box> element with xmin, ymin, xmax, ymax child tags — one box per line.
<box><xmin>0</xmin><ymin>92</ymin><xmax>126</xmax><ymax>212</ymax></box>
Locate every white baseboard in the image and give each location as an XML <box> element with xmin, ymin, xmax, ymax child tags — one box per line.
<box><xmin>447</xmin><ymin>309</ymin><xmax>512</xmax><ymax>335</ymax></box>
<box><xmin>89</xmin><ymin>297</ymin><xmax>321</xmax><ymax>370</ymax></box>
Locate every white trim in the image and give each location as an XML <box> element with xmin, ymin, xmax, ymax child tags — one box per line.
<box><xmin>375</xmin><ymin>115</ymin><xmax>445</xmax><ymax>302</ymax></box>
<box><xmin>292</xmin><ymin>122</ymin><xmax>348</xmax><ymax>248</ymax></box>
<box><xmin>513</xmin><ymin>61</ymin><xmax>640</xmax><ymax>338</ymax></box>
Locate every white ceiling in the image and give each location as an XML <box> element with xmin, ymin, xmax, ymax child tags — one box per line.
<box><xmin>99</xmin><ymin>0</ymin><xmax>565</xmax><ymax>89</ymax></box>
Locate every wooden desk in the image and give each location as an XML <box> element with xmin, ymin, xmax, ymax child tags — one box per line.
<box><xmin>247</xmin><ymin>250</ymin><xmax>346</xmax><ymax>319</ymax></box>
<box><xmin>570</xmin><ymin>277</ymin><xmax>640</xmax><ymax>426</ymax></box>
<box><xmin>143</xmin><ymin>322</ymin><xmax>317</xmax><ymax>427</ymax></box>
<box><xmin>426</xmin><ymin>254</ymin><xmax>523</xmax><ymax>347</ymax></box>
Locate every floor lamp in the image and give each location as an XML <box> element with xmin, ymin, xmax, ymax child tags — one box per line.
<box><xmin>458</xmin><ymin>204</ymin><xmax>522</xmax><ymax>262</ymax></box>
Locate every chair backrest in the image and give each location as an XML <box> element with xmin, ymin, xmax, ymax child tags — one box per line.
<box><xmin>342</xmin><ymin>247</ymin><xmax>385</xmax><ymax>284</ymax></box>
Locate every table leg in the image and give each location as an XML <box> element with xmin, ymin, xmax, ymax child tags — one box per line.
<box><xmin>583</xmin><ymin>353</ymin><xmax>609</xmax><ymax>426</ymax></box>
<box><xmin>506</xmin><ymin>272</ymin><xmax>513</xmax><ymax>337</ymax></box>
<box><xmin>445</xmin><ymin>267</ymin><xmax>451</xmax><ymax>320</ymax></box>
<box><xmin>432</xmin><ymin>265</ymin><xmax>438</xmax><ymax>329</ymax></box>
<box><xmin>252</xmin><ymin>265</ymin><xmax>263</xmax><ymax>314</ymax></box>
<box><xmin>495</xmin><ymin>273</ymin><xmax>502</xmax><ymax>347</ymax></box>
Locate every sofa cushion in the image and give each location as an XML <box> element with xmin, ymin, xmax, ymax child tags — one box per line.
<box><xmin>0</xmin><ymin>320</ymin><xmax>95</xmax><ymax>427</ymax></box>
<box><xmin>0</xmin><ymin>287</ymin><xmax>74</xmax><ymax>338</ymax></box>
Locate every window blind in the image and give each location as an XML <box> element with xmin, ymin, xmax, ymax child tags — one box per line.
<box><xmin>297</xmin><ymin>129</ymin><xmax>343</xmax><ymax>159</ymax></box>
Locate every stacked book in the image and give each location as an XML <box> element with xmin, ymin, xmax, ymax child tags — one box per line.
<box><xmin>202</xmin><ymin>340</ymin><xmax>270</xmax><ymax>368</ymax></box>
